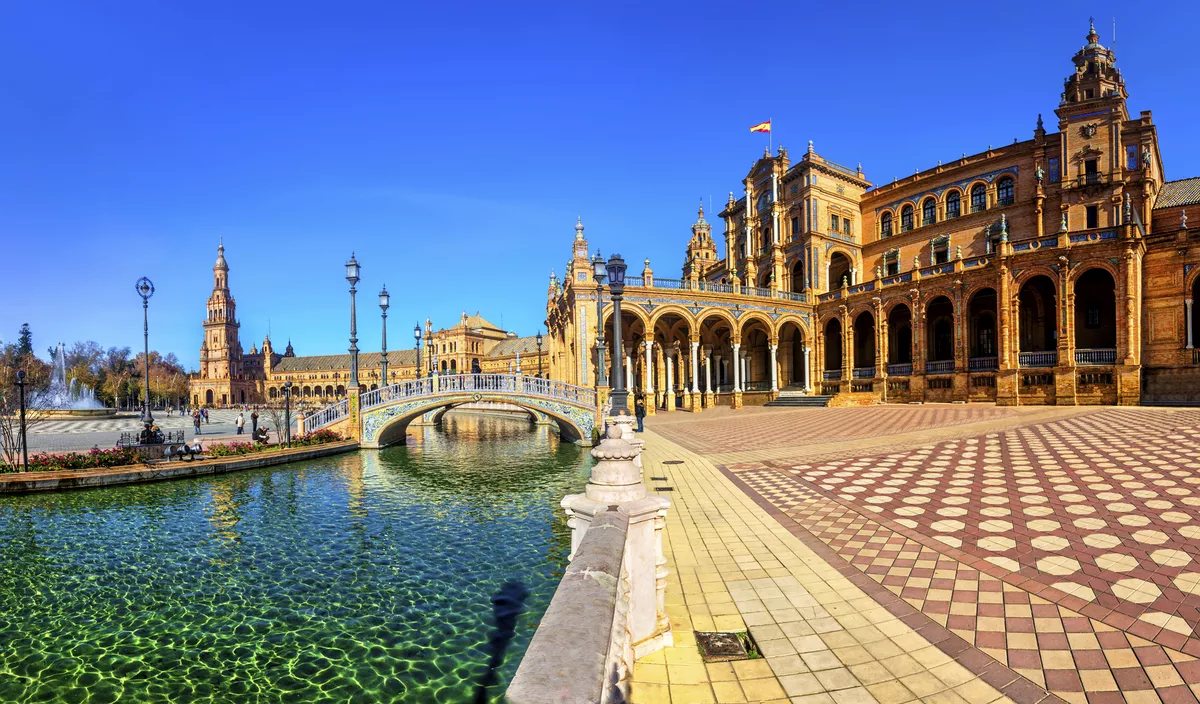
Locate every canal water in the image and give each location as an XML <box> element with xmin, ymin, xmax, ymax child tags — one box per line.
<box><xmin>0</xmin><ymin>413</ymin><xmax>591</xmax><ymax>703</ymax></box>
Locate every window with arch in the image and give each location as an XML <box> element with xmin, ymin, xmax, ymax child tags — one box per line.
<box><xmin>880</xmin><ymin>212</ymin><xmax>893</xmax><ymax>237</ymax></box>
<box><xmin>970</xmin><ymin>185</ymin><xmax>987</xmax><ymax>213</ymax></box>
<box><xmin>997</xmin><ymin>177</ymin><xmax>1014</xmax><ymax>206</ymax></box>
<box><xmin>900</xmin><ymin>205</ymin><xmax>914</xmax><ymax>232</ymax></box>
<box><xmin>922</xmin><ymin>198</ymin><xmax>936</xmax><ymax>227</ymax></box>
<box><xmin>945</xmin><ymin>191</ymin><xmax>960</xmax><ymax>219</ymax></box>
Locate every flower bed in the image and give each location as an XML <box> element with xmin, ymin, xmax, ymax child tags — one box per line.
<box><xmin>2</xmin><ymin>430</ymin><xmax>345</xmax><ymax>473</ymax></box>
<box><xmin>7</xmin><ymin>447</ymin><xmax>141</xmax><ymax>473</ymax></box>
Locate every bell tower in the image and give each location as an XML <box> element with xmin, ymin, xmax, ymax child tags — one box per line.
<box><xmin>683</xmin><ymin>200</ymin><xmax>718</xmax><ymax>280</ymax></box>
<box><xmin>201</xmin><ymin>242</ymin><xmax>243</xmax><ymax>381</ymax></box>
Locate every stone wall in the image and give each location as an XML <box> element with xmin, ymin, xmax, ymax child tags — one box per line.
<box><xmin>507</xmin><ymin>510</ymin><xmax>633</xmax><ymax>704</ymax></box>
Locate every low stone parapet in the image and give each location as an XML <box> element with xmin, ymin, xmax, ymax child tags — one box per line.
<box><xmin>507</xmin><ymin>510</ymin><xmax>631</xmax><ymax>703</ymax></box>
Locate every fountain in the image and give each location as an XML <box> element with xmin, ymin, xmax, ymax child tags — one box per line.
<box><xmin>35</xmin><ymin>343</ymin><xmax>117</xmax><ymax>419</ymax></box>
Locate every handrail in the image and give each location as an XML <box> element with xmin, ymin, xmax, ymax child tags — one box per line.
<box><xmin>925</xmin><ymin>360</ymin><xmax>955</xmax><ymax>374</ymax></box>
<box><xmin>744</xmin><ymin>286</ymin><xmax>772</xmax><ymax>298</ymax></box>
<box><xmin>652</xmin><ymin>277</ymin><xmax>685</xmax><ymax>290</ymax></box>
<box><xmin>886</xmin><ymin>363</ymin><xmax>913</xmax><ymax>376</ymax></box>
<box><xmin>852</xmin><ymin>367</ymin><xmax>875</xmax><ymax>379</ymax></box>
<box><xmin>359</xmin><ymin>373</ymin><xmax>598</xmax><ymax>411</ymax></box>
<box><xmin>822</xmin><ymin>370</ymin><xmax>841</xmax><ymax>381</ymax></box>
<box><xmin>968</xmin><ymin>356</ymin><xmax>998</xmax><ymax>371</ymax></box>
<box><xmin>1019</xmin><ymin>350</ymin><xmax>1058</xmax><ymax>368</ymax></box>
<box><xmin>1075</xmin><ymin>348</ymin><xmax>1116</xmax><ymax>366</ymax></box>
<box><xmin>303</xmin><ymin>398</ymin><xmax>349</xmax><ymax>434</ymax></box>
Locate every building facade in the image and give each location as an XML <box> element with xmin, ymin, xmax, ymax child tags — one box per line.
<box><xmin>546</xmin><ymin>23</ymin><xmax>1200</xmax><ymax>410</ymax></box>
<box><xmin>188</xmin><ymin>246</ymin><xmax>548</xmax><ymax>407</ymax></box>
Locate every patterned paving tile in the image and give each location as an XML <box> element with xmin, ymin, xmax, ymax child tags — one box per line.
<box><xmin>719</xmin><ymin>407</ymin><xmax>1200</xmax><ymax>703</ymax></box>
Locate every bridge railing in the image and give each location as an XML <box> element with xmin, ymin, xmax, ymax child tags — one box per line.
<box><xmin>359</xmin><ymin>378</ymin><xmax>434</xmax><ymax>409</ymax></box>
<box><xmin>303</xmin><ymin>398</ymin><xmax>349</xmax><ymax>434</ymax></box>
<box><xmin>359</xmin><ymin>373</ymin><xmax>597</xmax><ymax>411</ymax></box>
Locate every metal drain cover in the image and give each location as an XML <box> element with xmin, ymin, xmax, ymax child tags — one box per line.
<box><xmin>696</xmin><ymin>631</ymin><xmax>748</xmax><ymax>661</ymax></box>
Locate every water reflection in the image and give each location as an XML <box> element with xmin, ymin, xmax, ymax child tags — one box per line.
<box><xmin>0</xmin><ymin>411</ymin><xmax>589</xmax><ymax>703</ymax></box>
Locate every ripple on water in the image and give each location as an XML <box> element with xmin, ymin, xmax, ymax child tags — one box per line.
<box><xmin>0</xmin><ymin>413</ymin><xmax>590</xmax><ymax>703</ymax></box>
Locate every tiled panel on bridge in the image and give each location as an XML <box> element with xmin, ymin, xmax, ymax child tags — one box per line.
<box><xmin>650</xmin><ymin>405</ymin><xmax>1022</xmax><ymax>455</ymax></box>
<box><xmin>728</xmin><ymin>407</ymin><xmax>1200</xmax><ymax>703</ymax></box>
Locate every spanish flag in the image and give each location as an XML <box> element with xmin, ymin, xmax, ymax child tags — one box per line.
<box><xmin>749</xmin><ymin>120</ymin><xmax>771</xmax><ymax>133</ymax></box>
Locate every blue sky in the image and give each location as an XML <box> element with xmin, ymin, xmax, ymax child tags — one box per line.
<box><xmin>3</xmin><ymin>1</ymin><xmax>1197</xmax><ymax>368</ymax></box>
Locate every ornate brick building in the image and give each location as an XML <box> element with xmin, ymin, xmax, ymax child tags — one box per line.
<box><xmin>188</xmin><ymin>245</ymin><xmax>547</xmax><ymax>407</ymax></box>
<box><xmin>546</xmin><ymin>23</ymin><xmax>1200</xmax><ymax>409</ymax></box>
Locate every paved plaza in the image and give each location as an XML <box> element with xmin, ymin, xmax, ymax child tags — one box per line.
<box><xmin>634</xmin><ymin>404</ymin><xmax>1200</xmax><ymax>704</ymax></box>
<box><xmin>25</xmin><ymin>409</ymin><xmax>261</xmax><ymax>451</ymax></box>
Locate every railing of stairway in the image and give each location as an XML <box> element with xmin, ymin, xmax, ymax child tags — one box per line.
<box><xmin>302</xmin><ymin>399</ymin><xmax>349</xmax><ymax>434</ymax></box>
<box><xmin>360</xmin><ymin>373</ymin><xmax>598</xmax><ymax>411</ymax></box>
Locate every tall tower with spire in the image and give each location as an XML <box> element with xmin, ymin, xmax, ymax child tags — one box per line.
<box><xmin>683</xmin><ymin>200</ymin><xmax>719</xmax><ymax>279</ymax></box>
<box><xmin>200</xmin><ymin>242</ymin><xmax>243</xmax><ymax>382</ymax></box>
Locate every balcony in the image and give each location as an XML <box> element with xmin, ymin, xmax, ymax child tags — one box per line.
<box><xmin>1076</xmin><ymin>172</ymin><xmax>1108</xmax><ymax>187</ymax></box>
<box><xmin>823</xmin><ymin>370</ymin><xmax>841</xmax><ymax>381</ymax></box>
<box><xmin>886</xmin><ymin>363</ymin><xmax>913</xmax><ymax>376</ymax></box>
<box><xmin>852</xmin><ymin>367</ymin><xmax>875</xmax><ymax>379</ymax></box>
<box><xmin>968</xmin><ymin>356</ymin><xmax>998</xmax><ymax>372</ymax></box>
<box><xmin>1075</xmin><ymin>348</ymin><xmax>1116</xmax><ymax>366</ymax></box>
<box><xmin>744</xmin><ymin>286</ymin><xmax>772</xmax><ymax>298</ymax></box>
<box><xmin>1019</xmin><ymin>350</ymin><xmax>1058</xmax><ymax>368</ymax></box>
<box><xmin>925</xmin><ymin>360</ymin><xmax>955</xmax><ymax>374</ymax></box>
<box><xmin>776</xmin><ymin>290</ymin><xmax>808</xmax><ymax>302</ymax></box>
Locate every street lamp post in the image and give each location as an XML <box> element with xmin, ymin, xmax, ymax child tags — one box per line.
<box><xmin>379</xmin><ymin>285</ymin><xmax>390</xmax><ymax>386</ymax></box>
<box><xmin>591</xmin><ymin>250</ymin><xmax>608</xmax><ymax>387</ymax></box>
<box><xmin>414</xmin><ymin>324</ymin><xmax>423</xmax><ymax>379</ymax></box>
<box><xmin>135</xmin><ymin>277</ymin><xmax>155</xmax><ymax>423</ymax></box>
<box><xmin>605</xmin><ymin>254</ymin><xmax>629</xmax><ymax>414</ymax></box>
<box><xmin>536</xmin><ymin>331</ymin><xmax>544</xmax><ymax>378</ymax></box>
<box><xmin>283</xmin><ymin>381</ymin><xmax>293</xmax><ymax>447</ymax></box>
<box><xmin>16</xmin><ymin>370</ymin><xmax>27</xmax><ymax>472</ymax></box>
<box><xmin>345</xmin><ymin>254</ymin><xmax>361</xmax><ymax>387</ymax></box>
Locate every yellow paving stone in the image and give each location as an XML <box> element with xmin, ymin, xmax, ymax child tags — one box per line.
<box><xmin>670</xmin><ymin>683</ymin><xmax>716</xmax><ymax>703</ymax></box>
<box><xmin>778</xmin><ymin>673</ymin><xmax>827</xmax><ymax>697</ymax></box>
<box><xmin>899</xmin><ymin>671</ymin><xmax>949</xmax><ymax>698</ymax></box>
<box><xmin>705</xmin><ymin>662</ymin><xmax>736</xmax><ymax>682</ymax></box>
<box><xmin>741</xmin><ymin>676</ymin><xmax>789</xmax><ymax>700</ymax></box>
<box><xmin>951</xmin><ymin>678</ymin><xmax>1003</xmax><ymax>704</ymax></box>
<box><xmin>866</xmin><ymin>679</ymin><xmax>917</xmax><ymax>703</ymax></box>
<box><xmin>1080</xmin><ymin>669</ymin><xmax>1119</xmax><ymax>691</ymax></box>
<box><xmin>670</xmin><ymin>663</ymin><xmax>711</xmax><ymax>685</ymax></box>
<box><xmin>631</xmin><ymin>681</ymin><xmax>672</xmax><ymax>704</ymax></box>
<box><xmin>711</xmin><ymin>680</ymin><xmax>746</xmax><ymax>703</ymax></box>
<box><xmin>636</xmin><ymin>663</ymin><xmax>670</xmax><ymax>684</ymax></box>
<box><xmin>731</xmin><ymin>659</ymin><xmax>776</xmax><ymax>680</ymax></box>
<box><xmin>665</xmin><ymin>646</ymin><xmax>704</xmax><ymax>666</ymax></box>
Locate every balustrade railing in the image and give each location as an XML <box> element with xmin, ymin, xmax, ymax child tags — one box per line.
<box><xmin>776</xmin><ymin>290</ymin><xmax>807</xmax><ymax>302</ymax></box>
<box><xmin>358</xmin><ymin>373</ymin><xmax>597</xmax><ymax>411</ymax></box>
<box><xmin>1194</xmin><ymin>349</ymin><xmax>1200</xmax><ymax>365</ymax></box>
<box><xmin>852</xmin><ymin>367</ymin><xmax>875</xmax><ymax>379</ymax></box>
<box><xmin>886</xmin><ymin>363</ymin><xmax>913</xmax><ymax>376</ymax></box>
<box><xmin>823</xmin><ymin>370</ymin><xmax>841</xmax><ymax>381</ymax></box>
<box><xmin>303</xmin><ymin>398</ymin><xmax>349</xmax><ymax>434</ymax></box>
<box><xmin>652</xmin><ymin>277</ymin><xmax>685</xmax><ymax>290</ymax></box>
<box><xmin>744</xmin><ymin>286</ymin><xmax>772</xmax><ymax>298</ymax></box>
<box><xmin>624</xmin><ymin>276</ymin><xmax>645</xmax><ymax>287</ymax></box>
<box><xmin>1075</xmin><ymin>348</ymin><xmax>1116</xmax><ymax>366</ymax></box>
<box><xmin>696</xmin><ymin>281</ymin><xmax>733</xmax><ymax>294</ymax></box>
<box><xmin>925</xmin><ymin>360</ymin><xmax>955</xmax><ymax>374</ymax></box>
<box><xmin>968</xmin><ymin>356</ymin><xmax>998</xmax><ymax>372</ymax></box>
<box><xmin>742</xmin><ymin>381</ymin><xmax>771</xmax><ymax>392</ymax></box>
<box><xmin>1019</xmin><ymin>350</ymin><xmax>1058</xmax><ymax>368</ymax></box>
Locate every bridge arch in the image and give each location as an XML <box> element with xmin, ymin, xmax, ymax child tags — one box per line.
<box><xmin>363</xmin><ymin>393</ymin><xmax>591</xmax><ymax>448</ymax></box>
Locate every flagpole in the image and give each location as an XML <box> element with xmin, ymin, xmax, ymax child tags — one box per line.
<box><xmin>769</xmin><ymin>117</ymin><xmax>772</xmax><ymax>154</ymax></box>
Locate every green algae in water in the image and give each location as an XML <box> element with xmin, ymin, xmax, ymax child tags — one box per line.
<box><xmin>0</xmin><ymin>413</ymin><xmax>590</xmax><ymax>703</ymax></box>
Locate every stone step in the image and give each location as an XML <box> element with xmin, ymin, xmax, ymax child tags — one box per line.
<box><xmin>764</xmin><ymin>395</ymin><xmax>833</xmax><ymax>408</ymax></box>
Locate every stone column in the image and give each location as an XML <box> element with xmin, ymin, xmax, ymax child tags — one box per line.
<box><xmin>642</xmin><ymin>340</ymin><xmax>656</xmax><ymax>416</ymax></box>
<box><xmin>704</xmin><ymin>347</ymin><xmax>714</xmax><ymax>408</ymax></box>
<box><xmin>731</xmin><ymin>343</ymin><xmax>741</xmax><ymax>392</ymax></box>
<box><xmin>690</xmin><ymin>341</ymin><xmax>700</xmax><ymax>393</ymax></box>
<box><xmin>561</xmin><ymin>425</ymin><xmax>672</xmax><ymax>659</ymax></box>
<box><xmin>665</xmin><ymin>351</ymin><xmax>675</xmax><ymax>412</ymax></box>
<box><xmin>626</xmin><ymin>354</ymin><xmax>635</xmax><ymax>394</ymax></box>
<box><xmin>1187</xmin><ymin>299</ymin><xmax>1195</xmax><ymax>349</ymax></box>
<box><xmin>803</xmin><ymin>347</ymin><xmax>813</xmax><ymax>391</ymax></box>
<box><xmin>769</xmin><ymin>343</ymin><xmax>779</xmax><ymax>392</ymax></box>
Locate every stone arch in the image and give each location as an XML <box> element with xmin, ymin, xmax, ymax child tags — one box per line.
<box><xmin>1067</xmin><ymin>260</ymin><xmax>1120</xmax><ymax>287</ymax></box>
<box><xmin>603</xmin><ymin>302</ymin><xmax>652</xmax><ymax>331</ymax></box>
<box><xmin>737</xmin><ymin>310</ymin><xmax>775</xmax><ymax>340</ymax></box>
<box><xmin>1073</xmin><ymin>267</ymin><xmax>1117</xmax><ymax>351</ymax></box>
<box><xmin>364</xmin><ymin>393</ymin><xmax>592</xmax><ymax>448</ymax></box>
<box><xmin>773</xmin><ymin>313</ymin><xmax>811</xmax><ymax>341</ymax></box>
<box><xmin>695</xmin><ymin>307</ymin><xmax>737</xmax><ymax>331</ymax></box>
<box><xmin>826</xmin><ymin>247</ymin><xmax>857</xmax><ymax>287</ymax></box>
<box><xmin>428</xmin><ymin>402</ymin><xmax>541</xmax><ymax>426</ymax></box>
<box><xmin>647</xmin><ymin>305</ymin><xmax>698</xmax><ymax>333</ymax></box>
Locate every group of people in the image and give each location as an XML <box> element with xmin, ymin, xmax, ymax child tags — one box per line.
<box><xmin>191</xmin><ymin>407</ymin><xmax>209</xmax><ymax>433</ymax></box>
<box><xmin>234</xmin><ymin>409</ymin><xmax>265</xmax><ymax>442</ymax></box>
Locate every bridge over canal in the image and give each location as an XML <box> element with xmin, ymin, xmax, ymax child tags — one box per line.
<box><xmin>301</xmin><ymin>373</ymin><xmax>600</xmax><ymax>447</ymax></box>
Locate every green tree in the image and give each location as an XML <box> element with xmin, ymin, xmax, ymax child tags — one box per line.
<box><xmin>15</xmin><ymin>324</ymin><xmax>32</xmax><ymax>357</ymax></box>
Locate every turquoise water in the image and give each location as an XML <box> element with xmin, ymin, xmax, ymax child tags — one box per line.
<box><xmin>0</xmin><ymin>413</ymin><xmax>590</xmax><ymax>703</ymax></box>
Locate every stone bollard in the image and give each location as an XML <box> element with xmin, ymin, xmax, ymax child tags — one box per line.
<box><xmin>562</xmin><ymin>424</ymin><xmax>673</xmax><ymax>659</ymax></box>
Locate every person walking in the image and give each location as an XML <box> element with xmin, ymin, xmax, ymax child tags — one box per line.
<box><xmin>202</xmin><ymin>408</ymin><xmax>209</xmax><ymax>424</ymax></box>
<box><xmin>192</xmin><ymin>408</ymin><xmax>202</xmax><ymax>435</ymax></box>
<box><xmin>236</xmin><ymin>412</ymin><xmax>245</xmax><ymax>435</ymax></box>
<box><xmin>251</xmin><ymin>408</ymin><xmax>259</xmax><ymax>437</ymax></box>
<box><xmin>635</xmin><ymin>394</ymin><xmax>647</xmax><ymax>433</ymax></box>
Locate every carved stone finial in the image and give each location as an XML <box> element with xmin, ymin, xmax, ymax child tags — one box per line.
<box><xmin>807</xmin><ymin>140</ymin><xmax>814</xmax><ymax>154</ymax></box>
<box><xmin>913</xmin><ymin>255</ymin><xmax>921</xmax><ymax>270</ymax></box>
<box><xmin>1037</xmin><ymin>113</ymin><xmax>1044</xmax><ymax>130</ymax></box>
<box><xmin>1000</xmin><ymin>213</ymin><xmax>1008</xmax><ymax>235</ymax></box>
<box><xmin>956</xmin><ymin>245</ymin><xmax>963</xmax><ymax>260</ymax></box>
<box><xmin>1123</xmin><ymin>193</ymin><xmax>1132</xmax><ymax>224</ymax></box>
<box><xmin>1183</xmin><ymin>210</ymin><xmax>1189</xmax><ymax>229</ymax></box>
<box><xmin>574</xmin><ymin>216</ymin><xmax>585</xmax><ymax>240</ymax></box>
<box><xmin>875</xmin><ymin>266</ymin><xmax>882</xmax><ymax>280</ymax></box>
<box><xmin>1060</xmin><ymin>212</ymin><xmax>1068</xmax><ymax>232</ymax></box>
